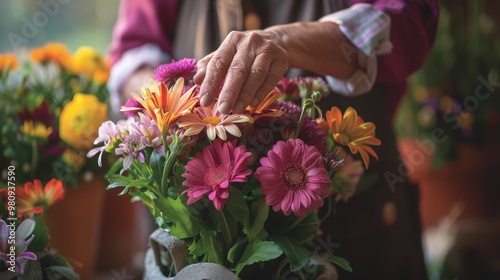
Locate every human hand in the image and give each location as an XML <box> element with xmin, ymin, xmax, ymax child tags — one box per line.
<box><xmin>119</xmin><ymin>65</ymin><xmax>155</xmax><ymax>105</ymax></box>
<box><xmin>193</xmin><ymin>30</ymin><xmax>289</xmax><ymax>114</ymax></box>
<box><xmin>193</xmin><ymin>21</ymin><xmax>358</xmax><ymax>115</ymax></box>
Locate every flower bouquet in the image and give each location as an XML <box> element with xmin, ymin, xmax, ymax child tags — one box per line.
<box><xmin>0</xmin><ymin>43</ymin><xmax>110</xmax><ymax>278</ymax></box>
<box><xmin>0</xmin><ymin>179</ymin><xmax>78</xmax><ymax>280</ymax></box>
<box><xmin>89</xmin><ymin>58</ymin><xmax>380</xmax><ymax>279</ymax></box>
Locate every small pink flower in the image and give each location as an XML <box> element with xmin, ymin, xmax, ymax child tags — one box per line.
<box><xmin>255</xmin><ymin>138</ymin><xmax>330</xmax><ymax>216</ymax></box>
<box><xmin>87</xmin><ymin>120</ymin><xmax>119</xmax><ymax>167</ymax></box>
<box><xmin>154</xmin><ymin>58</ymin><xmax>197</xmax><ymax>85</ymax></box>
<box><xmin>181</xmin><ymin>139</ymin><xmax>252</xmax><ymax>210</ymax></box>
<box><xmin>122</xmin><ymin>97</ymin><xmax>143</xmax><ymax>117</ymax></box>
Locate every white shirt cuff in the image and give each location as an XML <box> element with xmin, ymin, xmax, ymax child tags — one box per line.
<box><xmin>320</xmin><ymin>3</ymin><xmax>392</xmax><ymax>96</ymax></box>
<box><xmin>108</xmin><ymin>43</ymin><xmax>170</xmax><ymax>114</ymax></box>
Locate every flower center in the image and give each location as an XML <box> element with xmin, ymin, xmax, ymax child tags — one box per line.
<box><xmin>280</xmin><ymin>163</ymin><xmax>306</xmax><ymax>191</ymax></box>
<box><xmin>205</xmin><ymin>165</ymin><xmax>230</xmax><ymax>187</ymax></box>
<box><xmin>202</xmin><ymin>116</ymin><xmax>221</xmax><ymax>126</ymax></box>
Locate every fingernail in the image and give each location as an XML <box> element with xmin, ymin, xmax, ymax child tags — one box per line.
<box><xmin>233</xmin><ymin>101</ymin><xmax>245</xmax><ymax>113</ymax></box>
<box><xmin>200</xmin><ymin>93</ymin><xmax>212</xmax><ymax>106</ymax></box>
<box><xmin>218</xmin><ymin>101</ymin><xmax>231</xmax><ymax>114</ymax></box>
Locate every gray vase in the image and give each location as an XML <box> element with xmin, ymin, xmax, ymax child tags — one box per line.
<box><xmin>143</xmin><ymin>228</ymin><xmax>338</xmax><ymax>280</ymax></box>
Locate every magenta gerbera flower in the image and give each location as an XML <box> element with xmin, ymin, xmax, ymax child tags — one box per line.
<box><xmin>181</xmin><ymin>139</ymin><xmax>252</xmax><ymax>210</ymax></box>
<box><xmin>154</xmin><ymin>58</ymin><xmax>197</xmax><ymax>85</ymax></box>
<box><xmin>255</xmin><ymin>138</ymin><xmax>331</xmax><ymax>216</ymax></box>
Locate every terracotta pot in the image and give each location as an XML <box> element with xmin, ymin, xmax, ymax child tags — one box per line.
<box><xmin>397</xmin><ymin>139</ymin><xmax>496</xmax><ymax>229</ymax></box>
<box><xmin>44</xmin><ymin>174</ymin><xmax>106</xmax><ymax>280</ymax></box>
<box><xmin>96</xmin><ymin>188</ymin><xmax>152</xmax><ymax>271</ymax></box>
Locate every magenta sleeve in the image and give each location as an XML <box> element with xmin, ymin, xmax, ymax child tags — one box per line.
<box><xmin>109</xmin><ymin>0</ymin><xmax>180</xmax><ymax>65</ymax></box>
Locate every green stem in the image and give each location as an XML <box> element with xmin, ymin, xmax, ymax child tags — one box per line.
<box><xmin>160</xmin><ymin>133</ymin><xmax>178</xmax><ymax>196</ymax></box>
<box><xmin>219</xmin><ymin>210</ymin><xmax>233</xmax><ymax>248</ymax></box>
<box><xmin>294</xmin><ymin>100</ymin><xmax>309</xmax><ymax>138</ymax></box>
<box><xmin>30</xmin><ymin>139</ymin><xmax>38</xmax><ymax>179</ymax></box>
<box><xmin>319</xmin><ymin>196</ymin><xmax>333</xmax><ymax>223</ymax></box>
<box><xmin>278</xmin><ymin>213</ymin><xmax>308</xmax><ymax>235</ymax></box>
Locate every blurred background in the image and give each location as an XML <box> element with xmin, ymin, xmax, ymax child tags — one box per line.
<box><xmin>0</xmin><ymin>0</ymin><xmax>119</xmax><ymax>53</ymax></box>
<box><xmin>1</xmin><ymin>0</ymin><xmax>500</xmax><ymax>279</ymax></box>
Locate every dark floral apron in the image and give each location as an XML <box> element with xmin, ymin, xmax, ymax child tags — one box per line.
<box><xmin>172</xmin><ymin>1</ymin><xmax>427</xmax><ymax>279</ymax></box>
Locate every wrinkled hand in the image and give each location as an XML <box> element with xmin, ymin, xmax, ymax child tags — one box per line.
<box><xmin>193</xmin><ymin>30</ymin><xmax>289</xmax><ymax>114</ymax></box>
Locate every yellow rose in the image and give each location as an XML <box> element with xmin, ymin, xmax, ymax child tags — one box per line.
<box><xmin>59</xmin><ymin>93</ymin><xmax>107</xmax><ymax>150</ymax></box>
<box><xmin>71</xmin><ymin>46</ymin><xmax>106</xmax><ymax>77</ymax></box>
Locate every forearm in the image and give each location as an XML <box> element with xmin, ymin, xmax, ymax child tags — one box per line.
<box><xmin>266</xmin><ymin>21</ymin><xmax>358</xmax><ymax>80</ymax></box>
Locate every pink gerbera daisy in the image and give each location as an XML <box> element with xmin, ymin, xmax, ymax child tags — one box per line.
<box><xmin>181</xmin><ymin>139</ymin><xmax>252</xmax><ymax>210</ymax></box>
<box><xmin>255</xmin><ymin>138</ymin><xmax>331</xmax><ymax>216</ymax></box>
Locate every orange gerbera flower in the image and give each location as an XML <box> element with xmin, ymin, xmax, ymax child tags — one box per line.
<box><xmin>30</xmin><ymin>43</ymin><xmax>72</xmax><ymax>68</ymax></box>
<box><xmin>121</xmin><ymin>78</ymin><xmax>198</xmax><ymax>133</ymax></box>
<box><xmin>179</xmin><ymin>103</ymin><xmax>252</xmax><ymax>141</ymax></box>
<box><xmin>0</xmin><ymin>53</ymin><xmax>18</xmax><ymax>70</ymax></box>
<box><xmin>16</xmin><ymin>179</ymin><xmax>64</xmax><ymax>216</ymax></box>
<box><xmin>244</xmin><ymin>90</ymin><xmax>283</xmax><ymax>121</ymax></box>
<box><xmin>326</xmin><ymin>106</ymin><xmax>381</xmax><ymax>168</ymax></box>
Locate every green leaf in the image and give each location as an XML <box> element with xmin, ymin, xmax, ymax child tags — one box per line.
<box><xmin>273</xmin><ymin>236</ymin><xmax>311</xmax><ymax>272</ymax></box>
<box><xmin>235</xmin><ymin>240</ymin><xmax>282</xmax><ymax>275</ymax></box>
<box><xmin>45</xmin><ymin>265</ymin><xmax>79</xmax><ymax>280</ymax></box>
<box><xmin>244</xmin><ymin>198</ymin><xmax>269</xmax><ymax>241</ymax></box>
<box><xmin>321</xmin><ymin>255</ymin><xmax>352</xmax><ymax>272</ymax></box>
<box><xmin>268</xmin><ymin>212</ymin><xmax>319</xmax><ymax>244</ymax></box>
<box><xmin>150</xmin><ymin>149</ymin><xmax>165</xmax><ymax>184</ymax></box>
<box><xmin>153</xmin><ymin>197</ymin><xmax>202</xmax><ymax>238</ymax></box>
<box><xmin>18</xmin><ymin>260</ymin><xmax>43</xmax><ymax>280</ymax></box>
<box><xmin>227</xmin><ymin>238</ymin><xmax>248</xmax><ymax>264</ymax></box>
<box><xmin>105</xmin><ymin>157</ymin><xmax>124</xmax><ymax>178</ymax></box>
<box><xmin>226</xmin><ymin>187</ymin><xmax>249</xmax><ymax>227</ymax></box>
<box><xmin>28</xmin><ymin>216</ymin><xmax>49</xmax><ymax>252</ymax></box>
<box><xmin>189</xmin><ymin>237</ymin><xmax>224</xmax><ymax>264</ymax></box>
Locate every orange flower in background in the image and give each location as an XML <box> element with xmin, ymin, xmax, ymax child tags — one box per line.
<box><xmin>122</xmin><ymin>78</ymin><xmax>198</xmax><ymax>133</ymax></box>
<box><xmin>29</xmin><ymin>43</ymin><xmax>72</xmax><ymax>68</ymax></box>
<box><xmin>0</xmin><ymin>53</ymin><xmax>18</xmax><ymax>71</ymax></box>
<box><xmin>16</xmin><ymin>179</ymin><xmax>64</xmax><ymax>216</ymax></box>
<box><xmin>244</xmin><ymin>90</ymin><xmax>283</xmax><ymax>121</ymax></box>
<box><xmin>59</xmin><ymin>93</ymin><xmax>108</xmax><ymax>149</ymax></box>
<box><xmin>326</xmin><ymin>106</ymin><xmax>381</xmax><ymax>168</ymax></box>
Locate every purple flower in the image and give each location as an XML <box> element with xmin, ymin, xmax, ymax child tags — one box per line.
<box><xmin>115</xmin><ymin>131</ymin><xmax>148</xmax><ymax>170</ymax></box>
<box><xmin>0</xmin><ymin>219</ymin><xmax>37</xmax><ymax>274</ymax></box>
<box><xmin>154</xmin><ymin>58</ymin><xmax>197</xmax><ymax>85</ymax></box>
<box><xmin>122</xmin><ymin>97</ymin><xmax>144</xmax><ymax>117</ymax></box>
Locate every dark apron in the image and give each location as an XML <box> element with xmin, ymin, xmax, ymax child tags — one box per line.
<box><xmin>172</xmin><ymin>1</ymin><xmax>427</xmax><ymax>279</ymax></box>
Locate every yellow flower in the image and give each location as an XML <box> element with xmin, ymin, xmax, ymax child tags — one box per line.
<box><xmin>62</xmin><ymin>149</ymin><xmax>86</xmax><ymax>171</ymax></box>
<box><xmin>71</xmin><ymin>46</ymin><xmax>106</xmax><ymax>77</ymax></box>
<box><xmin>20</xmin><ymin>120</ymin><xmax>54</xmax><ymax>141</ymax></box>
<box><xmin>0</xmin><ymin>53</ymin><xmax>18</xmax><ymax>71</ymax></box>
<box><xmin>30</xmin><ymin>43</ymin><xmax>72</xmax><ymax>68</ymax></box>
<box><xmin>122</xmin><ymin>78</ymin><xmax>198</xmax><ymax>133</ymax></box>
<box><xmin>59</xmin><ymin>93</ymin><xmax>107</xmax><ymax>150</ymax></box>
<box><xmin>326</xmin><ymin>106</ymin><xmax>381</xmax><ymax>169</ymax></box>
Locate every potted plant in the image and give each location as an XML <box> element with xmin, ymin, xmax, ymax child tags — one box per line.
<box><xmin>0</xmin><ymin>44</ymin><xmax>110</xmax><ymax>279</ymax></box>
<box><xmin>394</xmin><ymin>0</ymin><xmax>500</xmax><ymax>229</ymax></box>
